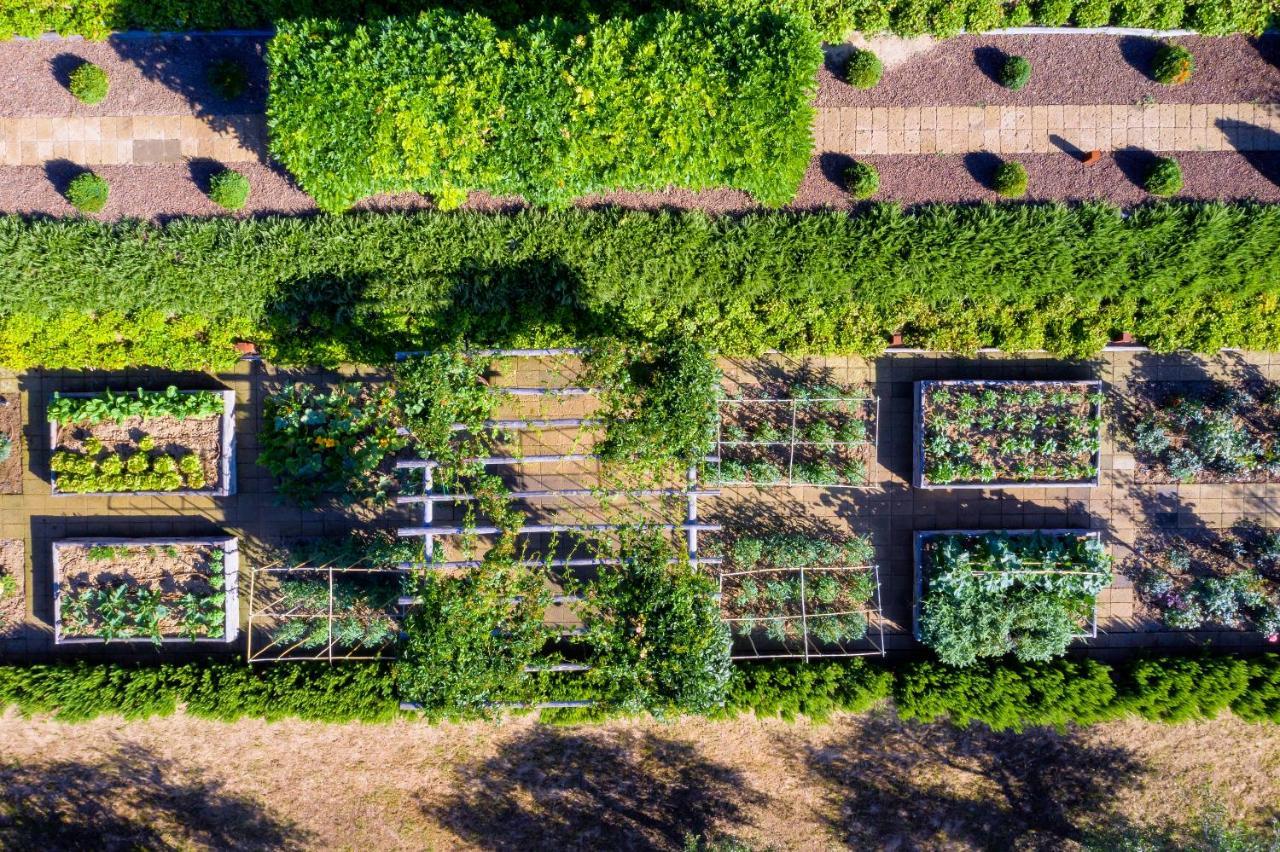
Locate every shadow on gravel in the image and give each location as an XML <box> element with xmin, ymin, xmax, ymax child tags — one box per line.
<box><xmin>1118</xmin><ymin>36</ymin><xmax>1159</xmax><ymax>81</ymax></box>
<box><xmin>422</xmin><ymin>727</ymin><xmax>764</xmax><ymax>851</ymax></box>
<box><xmin>962</xmin><ymin>151</ymin><xmax>1001</xmax><ymax>190</ymax></box>
<box><xmin>49</xmin><ymin>53</ymin><xmax>88</xmax><ymax>92</ymax></box>
<box><xmin>0</xmin><ymin>742</ymin><xmax>306</xmax><ymax>851</ymax></box>
<box><xmin>1114</xmin><ymin>147</ymin><xmax>1160</xmax><ymax>189</ymax></box>
<box><xmin>42</xmin><ymin>158</ymin><xmax>89</xmax><ymax>197</ymax></box>
<box><xmin>1219</xmin><ymin>119</ymin><xmax>1280</xmax><ymax>186</ymax></box>
<box><xmin>973</xmin><ymin>46</ymin><xmax>1007</xmax><ymax>86</ymax></box>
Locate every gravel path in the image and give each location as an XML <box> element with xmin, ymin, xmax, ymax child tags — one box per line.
<box><xmin>6</xmin><ymin>151</ymin><xmax>1278</xmax><ymax>219</ymax></box>
<box><xmin>820</xmin><ymin>34</ymin><xmax>1280</xmax><ymax>107</ymax></box>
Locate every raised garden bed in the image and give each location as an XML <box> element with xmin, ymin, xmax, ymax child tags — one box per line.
<box><xmin>0</xmin><ymin>392</ymin><xmax>20</xmax><ymax>495</ymax></box>
<box><xmin>716</xmin><ymin>533</ymin><xmax>882</xmax><ymax>659</ymax></box>
<box><xmin>1126</xmin><ymin>525</ymin><xmax>1280</xmax><ymax>637</ymax></box>
<box><xmin>53</xmin><ymin>537</ymin><xmax>239</xmax><ymax>644</ymax></box>
<box><xmin>716</xmin><ymin>384</ymin><xmax>876</xmax><ymax>488</ymax></box>
<box><xmin>0</xmin><ymin>539</ymin><xmax>25</xmax><ymax>639</ymax></box>
<box><xmin>913</xmin><ymin>529</ymin><xmax>1111</xmax><ymax>666</ymax></box>
<box><xmin>1125</xmin><ymin>381</ymin><xmax>1280</xmax><ymax>484</ymax></box>
<box><xmin>915</xmin><ymin>380</ymin><xmax>1103</xmax><ymax>488</ymax></box>
<box><xmin>48</xmin><ymin>387</ymin><xmax>236</xmax><ymax>496</ymax></box>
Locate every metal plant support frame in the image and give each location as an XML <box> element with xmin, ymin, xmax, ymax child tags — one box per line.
<box><xmin>718</xmin><ymin>563</ymin><xmax>886</xmax><ymax>661</ymax></box>
<box><xmin>247</xmin><ymin>563</ymin><xmax>403</xmax><ymax>663</ymax></box>
<box><xmin>392</xmin><ymin>347</ymin><xmax>723</xmax><ymax>709</ymax></box>
<box><xmin>716</xmin><ymin>395</ymin><xmax>879</xmax><ymax>489</ymax></box>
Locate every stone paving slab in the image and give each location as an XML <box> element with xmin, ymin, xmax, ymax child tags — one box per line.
<box><xmin>0</xmin><ymin>113</ymin><xmax>265</xmax><ymax>165</ymax></box>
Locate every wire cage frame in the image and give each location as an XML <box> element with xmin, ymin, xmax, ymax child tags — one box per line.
<box><xmin>715</xmin><ymin>394</ymin><xmax>880</xmax><ymax>489</ymax></box>
<box><xmin>247</xmin><ymin>563</ymin><xmax>404</xmax><ymax>663</ymax></box>
<box><xmin>911</xmin><ymin>529</ymin><xmax>1108</xmax><ymax>644</ymax></box>
<box><xmin>718</xmin><ymin>563</ymin><xmax>886</xmax><ymax>661</ymax></box>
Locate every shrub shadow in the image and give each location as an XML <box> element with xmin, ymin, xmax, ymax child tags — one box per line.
<box><xmin>818</xmin><ymin>151</ymin><xmax>855</xmax><ymax>190</ymax></box>
<box><xmin>973</xmin><ymin>46</ymin><xmax>1007</xmax><ymax>86</ymax></box>
<box><xmin>962</xmin><ymin>151</ymin><xmax>1002</xmax><ymax>190</ymax></box>
<box><xmin>43</xmin><ymin>158</ymin><xmax>88</xmax><ymax>197</ymax></box>
<box><xmin>1218</xmin><ymin>119</ymin><xmax>1280</xmax><ymax>186</ymax></box>
<box><xmin>187</xmin><ymin>157</ymin><xmax>225</xmax><ymax>195</ymax></box>
<box><xmin>1118</xmin><ymin>36</ymin><xmax>1160</xmax><ymax>80</ymax></box>
<box><xmin>1114</xmin><ymin>147</ymin><xmax>1159</xmax><ymax>189</ymax></box>
<box><xmin>419</xmin><ymin>726</ymin><xmax>764</xmax><ymax>851</ymax></box>
<box><xmin>49</xmin><ymin>53</ymin><xmax>88</xmax><ymax>92</ymax></box>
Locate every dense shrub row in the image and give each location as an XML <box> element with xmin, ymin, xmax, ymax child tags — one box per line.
<box><xmin>267</xmin><ymin>10</ymin><xmax>819</xmax><ymax>211</ymax></box>
<box><xmin>2</xmin><ymin>0</ymin><xmax>1273</xmax><ymax>41</ymax></box>
<box><xmin>3</xmin><ymin>203</ymin><xmax>1280</xmax><ymax>370</ymax></box>
<box><xmin>6</xmin><ymin>653</ymin><xmax>1280</xmax><ymax>728</ymax></box>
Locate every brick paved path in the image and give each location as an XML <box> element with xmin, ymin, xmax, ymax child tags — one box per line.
<box><xmin>0</xmin><ymin>113</ymin><xmax>265</xmax><ymax>165</ymax></box>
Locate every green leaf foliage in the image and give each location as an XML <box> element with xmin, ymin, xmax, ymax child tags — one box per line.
<box><xmin>48</xmin><ymin>386</ymin><xmax>223</xmax><ymax>425</ymax></box>
<box><xmin>720</xmin><ymin>659</ymin><xmax>892</xmax><ymax>721</ymax></box>
<box><xmin>1113</xmin><ymin>655</ymin><xmax>1252</xmax><ymax>722</ymax></box>
<box><xmin>65</xmin><ymin>172</ymin><xmax>109</xmax><ymax>213</ymax></box>
<box><xmin>68</xmin><ymin>62</ymin><xmax>108</xmax><ymax>104</ymax></box>
<box><xmin>208</xmin><ymin>169</ymin><xmax>251</xmax><ymax>211</ymax></box>
<box><xmin>267</xmin><ymin>10</ymin><xmax>820</xmax><ymax>211</ymax></box>
<box><xmin>4</xmin><ymin>202</ymin><xmax>1280</xmax><ymax>370</ymax></box>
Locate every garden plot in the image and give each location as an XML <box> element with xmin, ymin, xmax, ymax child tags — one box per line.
<box><xmin>53</xmin><ymin>537</ymin><xmax>238</xmax><ymax>644</ymax></box>
<box><xmin>1125</xmin><ymin>381</ymin><xmax>1280</xmax><ymax>484</ymax></box>
<box><xmin>0</xmin><ymin>392</ymin><xmax>21</xmax><ymax>494</ymax></box>
<box><xmin>716</xmin><ymin>385</ymin><xmax>876</xmax><ymax>487</ymax></box>
<box><xmin>0</xmin><ymin>539</ymin><xmax>25</xmax><ymax>639</ymax></box>
<box><xmin>716</xmin><ymin>533</ymin><xmax>883</xmax><ymax>660</ymax></box>
<box><xmin>1125</xmin><ymin>526</ymin><xmax>1280</xmax><ymax>637</ymax></box>
<box><xmin>913</xmin><ymin>529</ymin><xmax>1111</xmax><ymax>667</ymax></box>
<box><xmin>915</xmin><ymin>380</ymin><xmax>1102</xmax><ymax>488</ymax></box>
<box><xmin>48</xmin><ymin>386</ymin><xmax>236</xmax><ymax>495</ymax></box>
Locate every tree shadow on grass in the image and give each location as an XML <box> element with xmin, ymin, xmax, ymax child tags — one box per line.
<box><xmin>803</xmin><ymin>710</ymin><xmax>1147</xmax><ymax>851</ymax></box>
<box><xmin>421</xmin><ymin>726</ymin><xmax>765</xmax><ymax>851</ymax></box>
<box><xmin>0</xmin><ymin>741</ymin><xmax>307</xmax><ymax>851</ymax></box>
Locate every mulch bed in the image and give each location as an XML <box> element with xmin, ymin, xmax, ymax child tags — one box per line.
<box><xmin>820</xmin><ymin>34</ymin><xmax>1280</xmax><ymax>107</ymax></box>
<box><xmin>0</xmin><ymin>393</ymin><xmax>21</xmax><ymax>494</ymax></box>
<box><xmin>0</xmin><ymin>539</ymin><xmax>25</xmax><ymax>639</ymax></box>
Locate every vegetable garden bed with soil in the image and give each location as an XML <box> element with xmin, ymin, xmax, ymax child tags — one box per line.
<box><xmin>716</xmin><ymin>533</ymin><xmax>881</xmax><ymax>659</ymax></box>
<box><xmin>914</xmin><ymin>529</ymin><xmax>1112</xmax><ymax>667</ymax></box>
<box><xmin>915</xmin><ymin>380</ymin><xmax>1103</xmax><ymax>488</ymax></box>
<box><xmin>1126</xmin><ymin>526</ymin><xmax>1280</xmax><ymax>637</ymax></box>
<box><xmin>0</xmin><ymin>392</ymin><xmax>20</xmax><ymax>494</ymax></box>
<box><xmin>716</xmin><ymin>385</ymin><xmax>876</xmax><ymax>488</ymax></box>
<box><xmin>0</xmin><ymin>539</ymin><xmax>25</xmax><ymax>639</ymax></box>
<box><xmin>48</xmin><ymin>387</ymin><xmax>236</xmax><ymax>495</ymax></box>
<box><xmin>52</xmin><ymin>537</ymin><xmax>239</xmax><ymax>644</ymax></box>
<box><xmin>1125</xmin><ymin>381</ymin><xmax>1280</xmax><ymax>484</ymax></box>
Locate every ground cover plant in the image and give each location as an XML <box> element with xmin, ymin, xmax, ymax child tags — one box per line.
<box><xmin>5</xmin><ymin>203</ymin><xmax>1280</xmax><ymax>371</ymax></box>
<box><xmin>1128</xmin><ymin>526</ymin><xmax>1280</xmax><ymax>637</ymax></box>
<box><xmin>267</xmin><ymin>9</ymin><xmax>820</xmax><ymax>211</ymax></box>
<box><xmin>48</xmin><ymin>387</ymin><xmax>226</xmax><ymax>494</ymax></box>
<box><xmin>1126</xmin><ymin>381</ymin><xmax>1280</xmax><ymax>483</ymax></box>
<box><xmin>55</xmin><ymin>540</ymin><xmax>232</xmax><ymax>644</ymax></box>
<box><xmin>717</xmin><ymin>533</ymin><xmax>877</xmax><ymax>656</ymax></box>
<box><xmin>919</xmin><ymin>380</ymin><xmax>1102</xmax><ymax>486</ymax></box>
<box><xmin>717</xmin><ymin>381</ymin><xmax>874</xmax><ymax>487</ymax></box>
<box><xmin>916</xmin><ymin>531</ymin><xmax>1113</xmax><ymax>667</ymax></box>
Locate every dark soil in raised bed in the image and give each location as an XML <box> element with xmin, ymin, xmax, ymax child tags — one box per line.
<box><xmin>0</xmin><ymin>539</ymin><xmax>25</xmax><ymax>638</ymax></box>
<box><xmin>0</xmin><ymin>393</ymin><xmax>21</xmax><ymax>494</ymax></box>
<box><xmin>820</xmin><ymin>34</ymin><xmax>1280</xmax><ymax>107</ymax></box>
<box><xmin>54</xmin><ymin>410</ymin><xmax>224</xmax><ymax>492</ymax></box>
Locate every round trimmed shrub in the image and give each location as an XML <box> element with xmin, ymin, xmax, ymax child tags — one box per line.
<box><xmin>999</xmin><ymin>55</ymin><xmax>1032</xmax><ymax>91</ymax></box>
<box><xmin>845</xmin><ymin>161</ymin><xmax>879</xmax><ymax>199</ymax></box>
<box><xmin>68</xmin><ymin>62</ymin><xmax>108</xmax><ymax>104</ymax></box>
<box><xmin>992</xmin><ymin>161</ymin><xmax>1028</xmax><ymax>198</ymax></box>
<box><xmin>1145</xmin><ymin>157</ymin><xmax>1183</xmax><ymax>196</ymax></box>
<box><xmin>65</xmin><ymin>172</ymin><xmax>109</xmax><ymax>213</ymax></box>
<box><xmin>208</xmin><ymin>169</ymin><xmax>250</xmax><ymax>210</ymax></box>
<box><xmin>1152</xmin><ymin>42</ymin><xmax>1194</xmax><ymax>85</ymax></box>
<box><xmin>844</xmin><ymin>49</ymin><xmax>882</xmax><ymax>89</ymax></box>
<box><xmin>208</xmin><ymin>58</ymin><xmax>247</xmax><ymax>100</ymax></box>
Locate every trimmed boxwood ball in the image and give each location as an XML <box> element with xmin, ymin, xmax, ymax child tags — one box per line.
<box><xmin>208</xmin><ymin>169</ymin><xmax>250</xmax><ymax>210</ymax></box>
<box><xmin>65</xmin><ymin>172</ymin><xmax>109</xmax><ymax>213</ymax></box>
<box><xmin>1145</xmin><ymin>157</ymin><xmax>1183</xmax><ymax>196</ymax></box>
<box><xmin>1152</xmin><ymin>42</ymin><xmax>1194</xmax><ymax>85</ymax></box>
<box><xmin>999</xmin><ymin>55</ymin><xmax>1032</xmax><ymax>90</ymax></box>
<box><xmin>845</xmin><ymin>161</ymin><xmax>879</xmax><ymax>199</ymax></box>
<box><xmin>844</xmin><ymin>48</ymin><xmax>882</xmax><ymax>89</ymax></box>
<box><xmin>68</xmin><ymin>62</ymin><xmax>108</xmax><ymax>104</ymax></box>
<box><xmin>208</xmin><ymin>58</ymin><xmax>248</xmax><ymax>100</ymax></box>
<box><xmin>992</xmin><ymin>161</ymin><xmax>1028</xmax><ymax>197</ymax></box>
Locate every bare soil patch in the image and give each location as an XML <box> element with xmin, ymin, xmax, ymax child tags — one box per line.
<box><xmin>0</xmin><ymin>392</ymin><xmax>20</xmax><ymax>494</ymax></box>
<box><xmin>0</xmin><ymin>540</ymin><xmax>25</xmax><ymax>638</ymax></box>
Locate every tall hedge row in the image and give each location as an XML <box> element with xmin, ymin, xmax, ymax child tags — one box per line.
<box><xmin>266</xmin><ymin>10</ymin><xmax>820</xmax><ymax>211</ymax></box>
<box><xmin>1</xmin><ymin>0</ymin><xmax>1274</xmax><ymax>41</ymax></box>
<box><xmin>2</xmin><ymin>203</ymin><xmax>1279</xmax><ymax>370</ymax></box>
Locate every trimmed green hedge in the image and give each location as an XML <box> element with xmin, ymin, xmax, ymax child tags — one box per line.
<box><xmin>267</xmin><ymin>10</ymin><xmax>819</xmax><ymax>211</ymax></box>
<box><xmin>2</xmin><ymin>0</ymin><xmax>1274</xmax><ymax>41</ymax></box>
<box><xmin>3</xmin><ymin>203</ymin><xmax>1280</xmax><ymax>370</ymax></box>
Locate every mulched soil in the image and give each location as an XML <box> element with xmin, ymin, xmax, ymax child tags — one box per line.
<box><xmin>0</xmin><ymin>35</ymin><xmax>267</xmax><ymax>116</ymax></box>
<box><xmin>820</xmin><ymin>34</ymin><xmax>1280</xmax><ymax>107</ymax></box>
<box><xmin>0</xmin><ymin>540</ymin><xmax>25</xmax><ymax>638</ymax></box>
<box><xmin>0</xmin><ymin>393</ymin><xmax>21</xmax><ymax>495</ymax></box>
<box><xmin>55</xmin><ymin>410</ymin><xmax>224</xmax><ymax>492</ymax></box>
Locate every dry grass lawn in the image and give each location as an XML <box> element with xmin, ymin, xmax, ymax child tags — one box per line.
<box><xmin>1</xmin><ymin>706</ymin><xmax>1278</xmax><ymax>851</ymax></box>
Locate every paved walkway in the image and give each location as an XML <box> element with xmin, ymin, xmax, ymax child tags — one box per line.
<box><xmin>0</xmin><ymin>113</ymin><xmax>265</xmax><ymax>165</ymax></box>
<box><xmin>813</xmin><ymin>102</ymin><xmax>1280</xmax><ymax>156</ymax></box>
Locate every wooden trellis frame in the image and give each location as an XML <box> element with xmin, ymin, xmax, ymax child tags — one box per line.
<box><xmin>716</xmin><ymin>394</ymin><xmax>879</xmax><ymax>488</ymax></box>
<box><xmin>719</xmin><ymin>563</ymin><xmax>886</xmax><ymax>660</ymax></box>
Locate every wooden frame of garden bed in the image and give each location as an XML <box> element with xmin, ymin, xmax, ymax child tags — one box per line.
<box><xmin>715</xmin><ymin>393</ymin><xmax>879</xmax><ymax>489</ymax></box>
<box><xmin>911</xmin><ymin>528</ymin><xmax>1104</xmax><ymax>645</ymax></box>
<box><xmin>51</xmin><ymin>536</ymin><xmax>240</xmax><ymax>645</ymax></box>
<box><xmin>48</xmin><ymin>389</ymin><xmax>237</xmax><ymax>497</ymax></box>
<box><xmin>913</xmin><ymin>379</ymin><xmax>1103</xmax><ymax>490</ymax></box>
<box><xmin>718</xmin><ymin>562</ymin><xmax>885</xmax><ymax>661</ymax></box>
